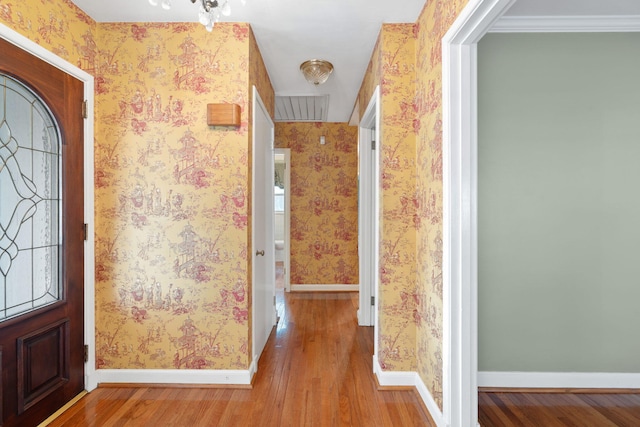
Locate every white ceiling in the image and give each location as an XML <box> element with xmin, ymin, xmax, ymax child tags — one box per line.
<box><xmin>69</xmin><ymin>0</ymin><xmax>426</xmax><ymax>122</ymax></box>
<box><xmin>70</xmin><ymin>0</ymin><xmax>640</xmax><ymax>122</ymax></box>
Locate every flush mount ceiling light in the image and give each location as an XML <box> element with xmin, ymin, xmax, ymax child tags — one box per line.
<box><xmin>149</xmin><ymin>0</ymin><xmax>245</xmax><ymax>32</ymax></box>
<box><xmin>300</xmin><ymin>60</ymin><xmax>334</xmax><ymax>86</ymax></box>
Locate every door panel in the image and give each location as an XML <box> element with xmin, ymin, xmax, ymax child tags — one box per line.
<box><xmin>252</xmin><ymin>87</ymin><xmax>275</xmax><ymax>364</ymax></box>
<box><xmin>0</xmin><ymin>37</ymin><xmax>84</xmax><ymax>427</ymax></box>
<box><xmin>17</xmin><ymin>319</ymin><xmax>69</xmax><ymax>414</ymax></box>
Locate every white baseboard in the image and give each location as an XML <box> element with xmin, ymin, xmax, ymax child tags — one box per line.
<box><xmin>290</xmin><ymin>284</ymin><xmax>359</xmax><ymax>292</ymax></box>
<box><xmin>85</xmin><ymin>372</ymin><xmax>98</xmax><ymax>392</ymax></box>
<box><xmin>249</xmin><ymin>357</ymin><xmax>258</xmax><ymax>380</ymax></box>
<box><xmin>478</xmin><ymin>371</ymin><xmax>640</xmax><ymax>389</ymax></box>
<box><xmin>414</xmin><ymin>373</ymin><xmax>446</xmax><ymax>427</ymax></box>
<box><xmin>373</xmin><ymin>355</ymin><xmax>447</xmax><ymax>427</ymax></box>
<box><xmin>94</xmin><ymin>369</ymin><xmax>252</xmax><ymax>386</ymax></box>
<box><xmin>373</xmin><ymin>355</ymin><xmax>416</xmax><ymax>386</ymax></box>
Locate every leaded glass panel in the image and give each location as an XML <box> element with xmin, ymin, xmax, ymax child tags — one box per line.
<box><xmin>0</xmin><ymin>73</ymin><xmax>62</xmax><ymax>321</ymax></box>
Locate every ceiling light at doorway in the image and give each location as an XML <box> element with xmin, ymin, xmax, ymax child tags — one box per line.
<box><xmin>149</xmin><ymin>0</ymin><xmax>243</xmax><ymax>32</ymax></box>
<box><xmin>300</xmin><ymin>60</ymin><xmax>334</xmax><ymax>86</ymax></box>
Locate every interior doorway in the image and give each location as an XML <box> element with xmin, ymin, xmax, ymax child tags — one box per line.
<box><xmin>442</xmin><ymin>0</ymin><xmax>640</xmax><ymax>424</ymax></box>
<box><xmin>274</xmin><ymin>148</ymin><xmax>290</xmax><ymax>293</ymax></box>
<box><xmin>358</xmin><ymin>87</ymin><xmax>380</xmax><ymax>333</ymax></box>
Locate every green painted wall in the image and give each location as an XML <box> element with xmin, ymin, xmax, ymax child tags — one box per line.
<box><xmin>478</xmin><ymin>33</ymin><xmax>640</xmax><ymax>372</ymax></box>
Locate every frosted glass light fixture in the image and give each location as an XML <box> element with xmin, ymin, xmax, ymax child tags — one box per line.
<box><xmin>300</xmin><ymin>60</ymin><xmax>334</xmax><ymax>86</ymax></box>
<box><xmin>149</xmin><ymin>0</ymin><xmax>236</xmax><ymax>32</ymax></box>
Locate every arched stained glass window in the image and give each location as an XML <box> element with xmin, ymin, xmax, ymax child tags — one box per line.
<box><xmin>0</xmin><ymin>73</ymin><xmax>62</xmax><ymax>321</ymax></box>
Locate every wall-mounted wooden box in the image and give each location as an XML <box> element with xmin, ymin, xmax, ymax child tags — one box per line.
<box><xmin>207</xmin><ymin>103</ymin><xmax>241</xmax><ymax>127</ymax></box>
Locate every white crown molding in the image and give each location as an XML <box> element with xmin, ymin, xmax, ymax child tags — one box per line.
<box><xmin>490</xmin><ymin>15</ymin><xmax>640</xmax><ymax>33</ymax></box>
<box><xmin>479</xmin><ymin>371</ymin><xmax>640</xmax><ymax>389</ymax></box>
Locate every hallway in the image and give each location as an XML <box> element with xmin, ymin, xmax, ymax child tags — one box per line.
<box><xmin>47</xmin><ymin>292</ymin><xmax>435</xmax><ymax>426</ymax></box>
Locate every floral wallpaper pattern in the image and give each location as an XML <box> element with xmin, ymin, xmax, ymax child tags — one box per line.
<box><xmin>2</xmin><ymin>0</ymin><xmax>473</xmax><ymax>407</ymax></box>
<box><xmin>93</xmin><ymin>22</ymin><xmax>273</xmax><ymax>370</ymax></box>
<box><xmin>249</xmin><ymin>30</ymin><xmax>275</xmax><ymax>121</ymax></box>
<box><xmin>274</xmin><ymin>122</ymin><xmax>359</xmax><ymax>285</ymax></box>
<box><xmin>415</xmin><ymin>0</ymin><xmax>468</xmax><ymax>410</ymax></box>
<box><xmin>1</xmin><ymin>0</ymin><xmax>278</xmax><ymax>371</ymax></box>
<box><xmin>357</xmin><ymin>24</ymin><xmax>418</xmax><ymax>373</ymax></box>
<box><xmin>378</xmin><ymin>24</ymin><xmax>419</xmax><ymax>374</ymax></box>
<box><xmin>0</xmin><ymin>0</ymin><xmax>96</xmax><ymax>69</ymax></box>
<box><xmin>357</xmin><ymin>2</ymin><xmax>468</xmax><ymax>410</ymax></box>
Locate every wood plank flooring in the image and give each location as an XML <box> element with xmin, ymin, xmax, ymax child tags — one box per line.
<box><xmin>479</xmin><ymin>391</ymin><xmax>640</xmax><ymax>426</ymax></box>
<box><xmin>44</xmin><ymin>290</ymin><xmax>640</xmax><ymax>426</ymax></box>
<box><xmin>46</xmin><ymin>292</ymin><xmax>435</xmax><ymax>427</ymax></box>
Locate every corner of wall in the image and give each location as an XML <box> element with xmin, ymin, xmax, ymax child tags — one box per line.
<box><xmin>373</xmin><ymin>355</ymin><xmax>447</xmax><ymax>427</ymax></box>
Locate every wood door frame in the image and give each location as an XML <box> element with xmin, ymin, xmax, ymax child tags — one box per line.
<box><xmin>0</xmin><ymin>24</ymin><xmax>96</xmax><ymax>391</ymax></box>
<box><xmin>274</xmin><ymin>148</ymin><xmax>291</xmax><ymax>293</ymax></box>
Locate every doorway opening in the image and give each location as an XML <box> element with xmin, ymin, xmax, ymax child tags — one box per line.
<box><xmin>358</xmin><ymin>87</ymin><xmax>380</xmax><ymax>336</ymax></box>
<box><xmin>274</xmin><ymin>148</ymin><xmax>290</xmax><ymax>294</ymax></box>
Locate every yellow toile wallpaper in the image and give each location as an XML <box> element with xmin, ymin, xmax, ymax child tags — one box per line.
<box><xmin>274</xmin><ymin>122</ymin><xmax>359</xmax><ymax>285</ymax></box>
<box><xmin>378</xmin><ymin>24</ymin><xmax>419</xmax><ymax>374</ymax></box>
<box><xmin>356</xmin><ymin>1</ymin><xmax>468</xmax><ymax>410</ymax></box>
<box><xmin>2</xmin><ymin>0</ymin><xmax>473</xmax><ymax>405</ymax></box>
<box><xmin>249</xmin><ymin>30</ymin><xmax>275</xmax><ymax>116</ymax></box>
<box><xmin>358</xmin><ymin>24</ymin><xmax>418</xmax><ymax>373</ymax></box>
<box><xmin>414</xmin><ymin>0</ymin><xmax>468</xmax><ymax>410</ymax></box>
<box><xmin>0</xmin><ymin>0</ymin><xmax>96</xmax><ymax>69</ymax></box>
<box><xmin>94</xmin><ymin>22</ymin><xmax>272</xmax><ymax>370</ymax></box>
<box><xmin>2</xmin><ymin>0</ymin><xmax>274</xmax><ymax>371</ymax></box>
<box><xmin>357</xmin><ymin>33</ymin><xmax>381</xmax><ymax>120</ymax></box>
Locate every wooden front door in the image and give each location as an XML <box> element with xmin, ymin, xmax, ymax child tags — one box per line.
<box><xmin>0</xmin><ymin>37</ymin><xmax>85</xmax><ymax>427</ymax></box>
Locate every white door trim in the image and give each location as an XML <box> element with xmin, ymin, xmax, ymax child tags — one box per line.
<box><xmin>0</xmin><ymin>23</ymin><xmax>96</xmax><ymax>392</ymax></box>
<box><xmin>441</xmin><ymin>1</ymin><xmax>515</xmax><ymax>425</ymax></box>
<box><xmin>357</xmin><ymin>87</ymin><xmax>380</xmax><ymax>332</ymax></box>
<box><xmin>443</xmin><ymin>2</ymin><xmax>640</xmax><ymax>425</ymax></box>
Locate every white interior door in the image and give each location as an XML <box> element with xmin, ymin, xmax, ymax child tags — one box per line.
<box><xmin>251</xmin><ymin>86</ymin><xmax>275</xmax><ymax>370</ymax></box>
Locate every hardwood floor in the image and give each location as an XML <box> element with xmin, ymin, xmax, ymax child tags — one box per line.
<box><xmin>46</xmin><ymin>292</ymin><xmax>435</xmax><ymax>427</ymax></box>
<box><xmin>479</xmin><ymin>391</ymin><xmax>640</xmax><ymax>426</ymax></box>
<box><xmin>44</xmin><ymin>290</ymin><xmax>640</xmax><ymax>426</ymax></box>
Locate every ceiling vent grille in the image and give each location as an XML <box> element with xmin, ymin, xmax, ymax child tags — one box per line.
<box><xmin>275</xmin><ymin>95</ymin><xmax>329</xmax><ymax>122</ymax></box>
